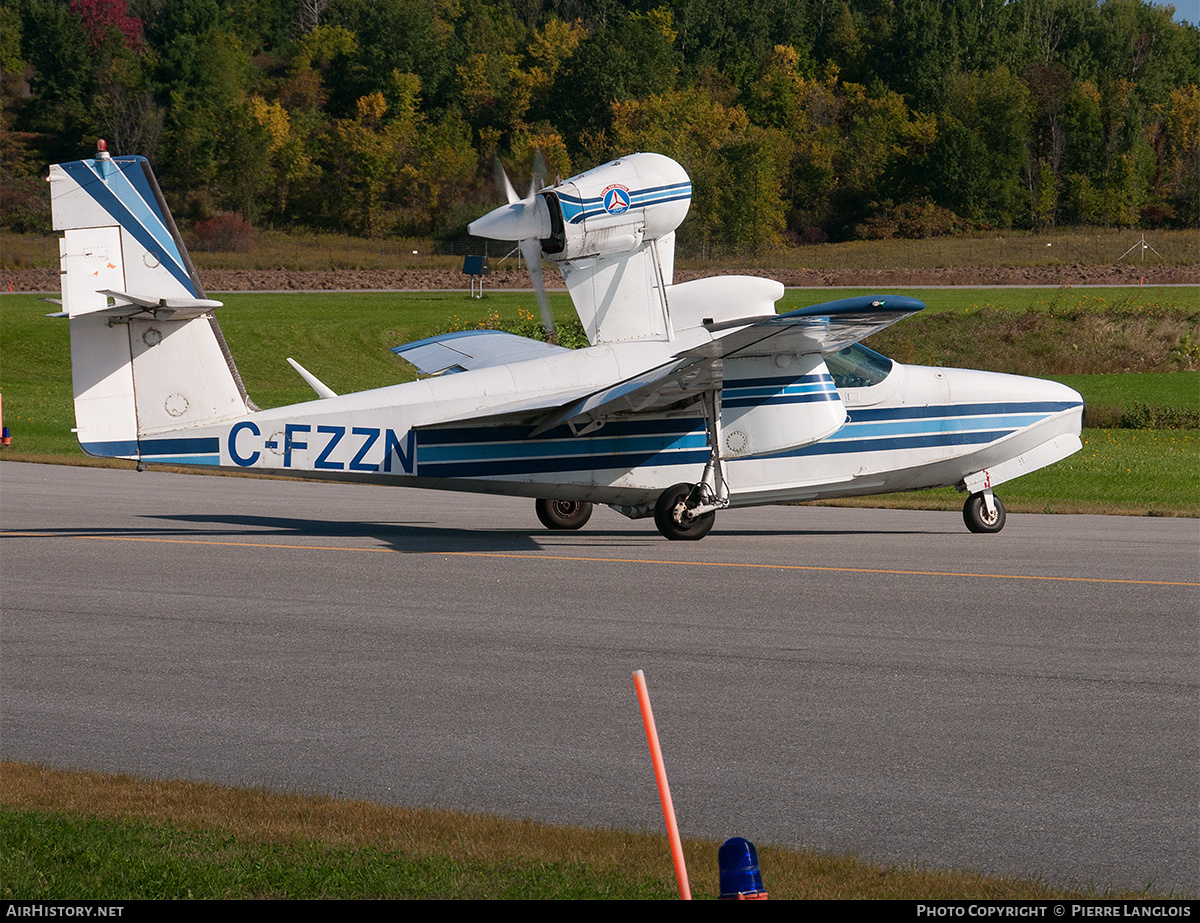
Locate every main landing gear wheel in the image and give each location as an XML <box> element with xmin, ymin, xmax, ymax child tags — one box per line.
<box><xmin>653</xmin><ymin>483</ymin><xmax>716</xmax><ymax>541</ymax></box>
<box><xmin>535</xmin><ymin>498</ymin><xmax>593</xmax><ymax>531</ymax></box>
<box><xmin>963</xmin><ymin>493</ymin><xmax>1006</xmax><ymax>533</ymax></box>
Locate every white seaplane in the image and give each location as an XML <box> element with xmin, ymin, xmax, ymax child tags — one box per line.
<box><xmin>47</xmin><ymin>143</ymin><xmax>1083</xmax><ymax>539</ymax></box>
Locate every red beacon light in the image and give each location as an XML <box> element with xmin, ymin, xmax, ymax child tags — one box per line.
<box><xmin>94</xmin><ymin>138</ymin><xmax>114</xmax><ymax>177</ymax></box>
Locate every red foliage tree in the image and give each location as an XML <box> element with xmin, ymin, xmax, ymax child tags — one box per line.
<box><xmin>70</xmin><ymin>0</ymin><xmax>144</xmax><ymax>52</ymax></box>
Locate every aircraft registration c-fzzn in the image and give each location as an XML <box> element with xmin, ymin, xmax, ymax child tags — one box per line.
<box><xmin>47</xmin><ymin>144</ymin><xmax>1083</xmax><ymax>540</ymax></box>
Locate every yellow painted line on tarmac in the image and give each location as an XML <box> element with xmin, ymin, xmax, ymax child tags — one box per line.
<box><xmin>3</xmin><ymin>531</ymin><xmax>1197</xmax><ymax>588</ymax></box>
<box><xmin>445</xmin><ymin>551</ymin><xmax>1200</xmax><ymax>587</ymax></box>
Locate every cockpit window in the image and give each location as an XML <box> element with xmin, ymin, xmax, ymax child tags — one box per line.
<box><xmin>826</xmin><ymin>343</ymin><xmax>893</xmax><ymax>389</ymax></box>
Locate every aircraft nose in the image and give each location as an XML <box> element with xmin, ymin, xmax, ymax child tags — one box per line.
<box><xmin>944</xmin><ymin>367</ymin><xmax>1081</xmax><ymax>407</ymax></box>
<box><xmin>1030</xmin><ymin>376</ymin><xmax>1085</xmax><ymax>421</ymax></box>
<box><xmin>940</xmin><ymin>367</ymin><xmax>1085</xmax><ymax>437</ymax></box>
<box><xmin>1047</xmin><ymin>378</ymin><xmax>1086</xmax><ymax>427</ymax></box>
<box><xmin>1038</xmin><ymin>377</ymin><xmax>1083</xmax><ymax>402</ymax></box>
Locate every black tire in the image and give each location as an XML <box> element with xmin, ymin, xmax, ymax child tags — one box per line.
<box><xmin>963</xmin><ymin>493</ymin><xmax>1006</xmax><ymax>533</ymax></box>
<box><xmin>653</xmin><ymin>483</ymin><xmax>716</xmax><ymax>541</ymax></box>
<box><xmin>535</xmin><ymin>498</ymin><xmax>593</xmax><ymax>531</ymax></box>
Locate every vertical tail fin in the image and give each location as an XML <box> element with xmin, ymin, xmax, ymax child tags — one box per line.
<box><xmin>49</xmin><ymin>146</ymin><xmax>254</xmax><ymax>462</ymax></box>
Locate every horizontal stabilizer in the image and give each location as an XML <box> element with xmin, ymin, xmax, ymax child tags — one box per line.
<box><xmin>393</xmin><ymin>329</ymin><xmax>571</xmax><ymax>376</ymax></box>
<box><xmin>97</xmin><ymin>289</ymin><xmax>223</xmax><ymax>319</ymax></box>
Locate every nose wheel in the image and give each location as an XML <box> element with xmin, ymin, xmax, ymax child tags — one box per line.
<box><xmin>963</xmin><ymin>491</ymin><xmax>1006</xmax><ymax>533</ymax></box>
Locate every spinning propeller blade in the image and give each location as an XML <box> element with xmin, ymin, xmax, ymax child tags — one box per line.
<box><xmin>476</xmin><ymin>152</ymin><xmax>557</xmax><ymax>344</ymax></box>
<box><xmin>494</xmin><ymin>154</ymin><xmax>520</xmax><ymax>205</ymax></box>
<box><xmin>530</xmin><ymin>148</ymin><xmax>547</xmax><ymax>197</ymax></box>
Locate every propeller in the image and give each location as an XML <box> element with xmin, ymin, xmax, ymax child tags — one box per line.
<box><xmin>470</xmin><ymin>153</ymin><xmax>557</xmax><ymax>344</ymax></box>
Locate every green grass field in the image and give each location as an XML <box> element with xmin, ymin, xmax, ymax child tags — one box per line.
<box><xmin>1048</xmin><ymin>372</ymin><xmax>1199</xmax><ymax>411</ymax></box>
<box><xmin>1</xmin><ymin>289</ymin><xmax>1196</xmax><ymax>515</ymax></box>
<box><xmin>1</xmin><ymin>762</ymin><xmax>1176</xmax><ymax>900</ymax></box>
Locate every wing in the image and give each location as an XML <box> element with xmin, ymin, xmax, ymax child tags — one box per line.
<box><xmin>531</xmin><ymin>294</ymin><xmax>924</xmax><ymax>434</ymax></box>
<box><xmin>394</xmin><ymin>295</ymin><xmax>923</xmax><ymax>439</ymax></box>
<box><xmin>698</xmin><ymin>294</ymin><xmax>925</xmax><ymax>355</ymax></box>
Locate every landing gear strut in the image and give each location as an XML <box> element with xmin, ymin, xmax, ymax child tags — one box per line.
<box><xmin>535</xmin><ymin>498</ymin><xmax>593</xmax><ymax>530</ymax></box>
<box><xmin>652</xmin><ymin>390</ymin><xmax>728</xmax><ymax>541</ymax></box>
<box><xmin>963</xmin><ymin>491</ymin><xmax>1006</xmax><ymax>533</ymax></box>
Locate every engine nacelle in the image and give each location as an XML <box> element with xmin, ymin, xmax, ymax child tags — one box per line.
<box><xmin>469</xmin><ymin>152</ymin><xmax>696</xmax><ymax>345</ymax></box>
<box><xmin>545</xmin><ymin>153</ymin><xmax>691</xmax><ymax>261</ymax></box>
<box><xmin>469</xmin><ymin>153</ymin><xmax>691</xmax><ymax>264</ymax></box>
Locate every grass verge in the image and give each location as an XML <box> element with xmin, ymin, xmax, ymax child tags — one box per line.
<box><xmin>0</xmin><ymin>762</ymin><xmax>1173</xmax><ymax>900</ymax></box>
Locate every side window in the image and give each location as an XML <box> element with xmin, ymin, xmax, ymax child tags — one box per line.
<box><xmin>826</xmin><ymin>344</ymin><xmax>893</xmax><ymax>389</ymax></box>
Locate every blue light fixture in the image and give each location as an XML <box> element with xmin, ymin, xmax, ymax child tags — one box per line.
<box><xmin>718</xmin><ymin>837</ymin><xmax>767</xmax><ymax>899</ymax></box>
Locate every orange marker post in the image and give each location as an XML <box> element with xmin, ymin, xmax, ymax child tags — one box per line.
<box><xmin>633</xmin><ymin>669</ymin><xmax>691</xmax><ymax>900</ymax></box>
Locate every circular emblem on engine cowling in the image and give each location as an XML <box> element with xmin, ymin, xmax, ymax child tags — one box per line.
<box><xmin>602</xmin><ymin>184</ymin><xmax>631</xmax><ymax>215</ymax></box>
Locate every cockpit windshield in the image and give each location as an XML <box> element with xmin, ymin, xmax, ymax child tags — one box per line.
<box><xmin>826</xmin><ymin>343</ymin><xmax>894</xmax><ymax>389</ymax></box>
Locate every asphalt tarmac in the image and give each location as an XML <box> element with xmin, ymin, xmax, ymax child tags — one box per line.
<box><xmin>2</xmin><ymin>461</ymin><xmax>1197</xmax><ymax>893</ymax></box>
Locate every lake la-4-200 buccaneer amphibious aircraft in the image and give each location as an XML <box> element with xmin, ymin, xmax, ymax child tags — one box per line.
<box><xmin>47</xmin><ymin>143</ymin><xmax>1084</xmax><ymax>540</ymax></box>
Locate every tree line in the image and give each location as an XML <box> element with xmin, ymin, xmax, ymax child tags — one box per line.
<box><xmin>2</xmin><ymin>0</ymin><xmax>1197</xmax><ymax>247</ymax></box>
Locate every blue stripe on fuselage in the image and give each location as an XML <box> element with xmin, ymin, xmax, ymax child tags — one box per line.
<box><xmin>723</xmin><ymin>392</ymin><xmax>841</xmax><ymax>409</ymax></box>
<box><xmin>847</xmin><ymin>401</ymin><xmax>1079</xmax><ymax>422</ymax></box>
<box><xmin>418</xmin><ymin>448</ymin><xmax>711</xmax><ymax>479</ymax></box>
<box><xmin>411</xmin><ymin>399</ymin><xmax>1073</xmax><ymax>477</ymax></box>
<box><xmin>417</xmin><ymin>417</ymin><xmax>700</xmax><ymax>446</ymax></box>
<box><xmin>419</xmin><ymin>431</ymin><xmax>707</xmax><ymax>463</ymax></box>
<box><xmin>414</xmin><ymin>417</ymin><xmax>706</xmax><ymax>476</ymax></box>
<box><xmin>779</xmin><ymin>430</ymin><xmax>1014</xmax><ymax>457</ymax></box>
<box><xmin>829</xmin><ymin>413</ymin><xmax>1047</xmax><ymax>440</ymax></box>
